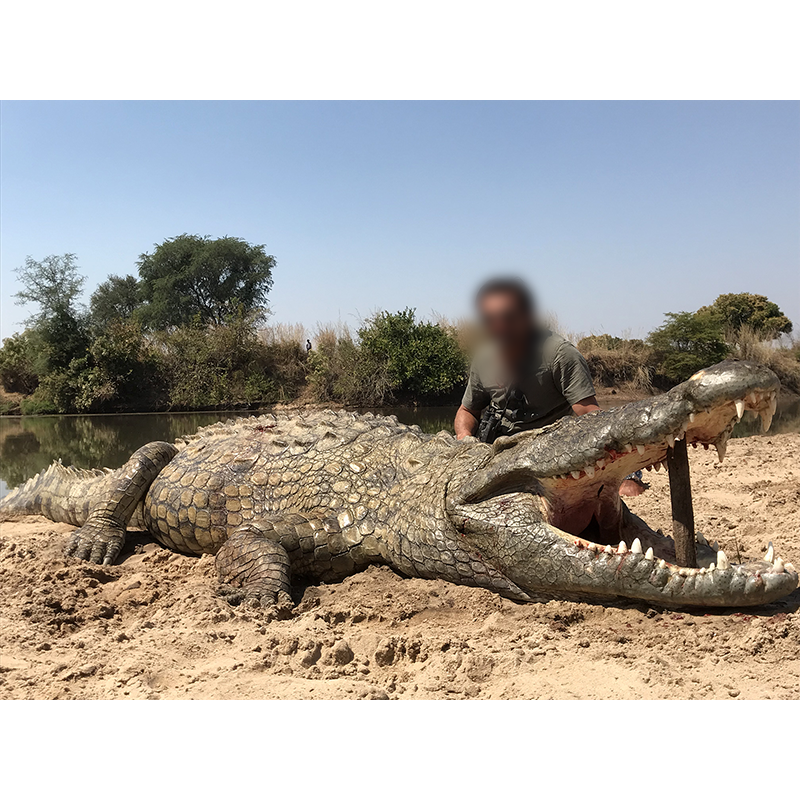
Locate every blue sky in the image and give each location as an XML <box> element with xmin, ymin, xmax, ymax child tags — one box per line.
<box><xmin>1</xmin><ymin>101</ymin><xmax>798</xmax><ymax>342</ymax></box>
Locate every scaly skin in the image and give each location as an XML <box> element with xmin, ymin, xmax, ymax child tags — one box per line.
<box><xmin>1</xmin><ymin>360</ymin><xmax>797</xmax><ymax>608</ymax></box>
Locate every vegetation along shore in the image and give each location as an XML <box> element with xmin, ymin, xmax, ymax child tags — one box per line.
<box><xmin>1</xmin><ymin>235</ymin><xmax>798</xmax><ymax>416</ymax></box>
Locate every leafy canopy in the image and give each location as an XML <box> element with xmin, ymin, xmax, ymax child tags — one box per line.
<box><xmin>90</xmin><ymin>275</ymin><xmax>143</xmax><ymax>327</ymax></box>
<box><xmin>698</xmin><ymin>293</ymin><xmax>792</xmax><ymax>338</ymax></box>
<box><xmin>358</xmin><ymin>309</ymin><xmax>467</xmax><ymax>398</ymax></box>
<box><xmin>137</xmin><ymin>234</ymin><xmax>276</xmax><ymax>328</ymax></box>
<box><xmin>648</xmin><ymin>311</ymin><xmax>730</xmax><ymax>383</ymax></box>
<box><xmin>14</xmin><ymin>254</ymin><xmax>85</xmax><ymax>323</ymax></box>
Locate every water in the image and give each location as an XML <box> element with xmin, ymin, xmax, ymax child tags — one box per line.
<box><xmin>1</xmin><ymin>397</ymin><xmax>798</xmax><ymax>499</ymax></box>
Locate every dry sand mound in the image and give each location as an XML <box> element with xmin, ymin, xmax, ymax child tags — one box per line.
<box><xmin>1</xmin><ymin>433</ymin><xmax>799</xmax><ymax>700</ymax></box>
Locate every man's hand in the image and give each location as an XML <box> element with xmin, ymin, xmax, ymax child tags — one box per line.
<box><xmin>455</xmin><ymin>405</ymin><xmax>480</xmax><ymax>439</ymax></box>
<box><xmin>572</xmin><ymin>395</ymin><xmax>600</xmax><ymax>416</ymax></box>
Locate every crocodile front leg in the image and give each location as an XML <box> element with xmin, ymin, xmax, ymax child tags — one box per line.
<box><xmin>215</xmin><ymin>520</ymin><xmax>295</xmax><ymax>612</ymax></box>
<box><xmin>64</xmin><ymin>442</ymin><xmax>178</xmax><ymax>565</ymax></box>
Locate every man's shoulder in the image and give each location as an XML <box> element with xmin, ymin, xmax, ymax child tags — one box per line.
<box><xmin>470</xmin><ymin>340</ymin><xmax>500</xmax><ymax>370</ymax></box>
<box><xmin>538</xmin><ymin>330</ymin><xmax>574</xmax><ymax>362</ymax></box>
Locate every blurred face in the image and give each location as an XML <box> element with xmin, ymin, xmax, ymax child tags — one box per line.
<box><xmin>478</xmin><ymin>290</ymin><xmax>535</xmax><ymax>352</ymax></box>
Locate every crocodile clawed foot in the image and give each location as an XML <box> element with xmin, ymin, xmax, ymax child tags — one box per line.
<box><xmin>218</xmin><ymin>582</ymin><xmax>294</xmax><ymax>619</ymax></box>
<box><xmin>65</xmin><ymin>518</ymin><xmax>126</xmax><ymax>565</ymax></box>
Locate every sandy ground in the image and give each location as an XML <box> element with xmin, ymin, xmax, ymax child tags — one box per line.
<box><xmin>1</xmin><ymin>433</ymin><xmax>799</xmax><ymax>700</ymax></box>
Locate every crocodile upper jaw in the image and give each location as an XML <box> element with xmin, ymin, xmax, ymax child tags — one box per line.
<box><xmin>448</xmin><ymin>361</ymin><xmax>798</xmax><ymax>606</ymax></box>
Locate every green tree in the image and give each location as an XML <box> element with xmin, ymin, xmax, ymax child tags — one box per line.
<box><xmin>90</xmin><ymin>274</ymin><xmax>143</xmax><ymax>327</ymax></box>
<box><xmin>648</xmin><ymin>311</ymin><xmax>730</xmax><ymax>383</ymax></box>
<box><xmin>358</xmin><ymin>309</ymin><xmax>467</xmax><ymax>398</ymax></box>
<box><xmin>0</xmin><ymin>331</ymin><xmax>39</xmax><ymax>394</ymax></box>
<box><xmin>698</xmin><ymin>293</ymin><xmax>792</xmax><ymax>338</ymax></box>
<box><xmin>14</xmin><ymin>253</ymin><xmax>85</xmax><ymax>323</ymax></box>
<box><xmin>35</xmin><ymin>305</ymin><xmax>91</xmax><ymax>374</ymax></box>
<box><xmin>137</xmin><ymin>235</ymin><xmax>276</xmax><ymax>328</ymax></box>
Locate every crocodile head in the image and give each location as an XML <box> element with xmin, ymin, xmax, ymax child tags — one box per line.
<box><xmin>446</xmin><ymin>360</ymin><xmax>797</xmax><ymax>607</ymax></box>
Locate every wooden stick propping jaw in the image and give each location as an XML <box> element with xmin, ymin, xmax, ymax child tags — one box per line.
<box><xmin>666</xmin><ymin>437</ymin><xmax>697</xmax><ymax>568</ymax></box>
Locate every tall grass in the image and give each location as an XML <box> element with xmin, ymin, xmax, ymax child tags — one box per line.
<box><xmin>577</xmin><ymin>334</ymin><xmax>655</xmax><ymax>393</ymax></box>
<box><xmin>727</xmin><ymin>326</ymin><xmax>800</xmax><ymax>394</ymax></box>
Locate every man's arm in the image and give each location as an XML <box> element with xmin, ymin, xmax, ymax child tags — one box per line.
<box><xmin>572</xmin><ymin>395</ymin><xmax>600</xmax><ymax>416</ymax></box>
<box><xmin>455</xmin><ymin>405</ymin><xmax>480</xmax><ymax>439</ymax></box>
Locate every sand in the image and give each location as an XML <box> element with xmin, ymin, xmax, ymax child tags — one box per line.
<box><xmin>1</xmin><ymin>432</ymin><xmax>799</xmax><ymax>700</ymax></box>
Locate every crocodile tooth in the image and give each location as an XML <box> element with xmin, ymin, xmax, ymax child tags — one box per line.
<box><xmin>617</xmin><ymin>541</ymin><xmax>628</xmax><ymax>554</ymax></box>
<box><xmin>679</xmin><ymin>567</ymin><xmax>693</xmax><ymax>576</ymax></box>
<box><xmin>717</xmin><ymin>550</ymin><xmax>730</xmax><ymax>570</ymax></box>
<box><xmin>622</xmin><ymin>444</ymin><xmax>633</xmax><ymax>453</ymax></box>
<box><xmin>636</xmin><ymin>444</ymin><xmax>645</xmax><ymax>455</ymax></box>
<box><xmin>585</xmin><ymin>465</ymin><xmax>595</xmax><ymax>477</ymax></box>
<box><xmin>571</xmin><ymin>470</ymin><xmax>581</xmax><ymax>480</ymax></box>
<box><xmin>631</xmin><ymin>538</ymin><xmax>642</xmax><ymax>554</ymax></box>
<box><xmin>604</xmin><ymin>545</ymin><xmax>613</xmax><ymax>554</ymax></box>
<box><xmin>596</xmin><ymin>458</ymin><xmax>606</xmax><ymax>468</ymax></box>
<box><xmin>711</xmin><ymin>540</ymin><xmax>719</xmax><ymax>551</ymax></box>
<box><xmin>759</xmin><ymin>409</ymin><xmax>774</xmax><ymax>433</ymax></box>
<box><xmin>707</xmin><ymin>562</ymin><xmax>716</xmax><ymax>572</ymax></box>
<box><xmin>644</xmin><ymin>547</ymin><xmax>654</xmax><ymax>560</ymax></box>
<box><xmin>748</xmin><ymin>392</ymin><xmax>758</xmax><ymax>406</ymax></box>
<box><xmin>715</xmin><ymin>439</ymin><xmax>727</xmax><ymax>462</ymax></box>
<box><xmin>764</xmin><ymin>542</ymin><xmax>774</xmax><ymax>563</ymax></box>
<box><xmin>696</xmin><ymin>532</ymin><xmax>708</xmax><ymax>545</ymax></box>
<box><xmin>735</xmin><ymin>399</ymin><xmax>745</xmax><ymax>420</ymax></box>
<box><xmin>772</xmin><ymin>557</ymin><xmax>784</xmax><ymax>574</ymax></box>
<box><xmin>657</xmin><ymin>559</ymin><xmax>667</xmax><ymax>569</ymax></box>
<box><xmin>785</xmin><ymin>562</ymin><xmax>796</xmax><ymax>573</ymax></box>
<box><xmin>653</xmin><ymin>461</ymin><xmax>661</xmax><ymax>472</ymax></box>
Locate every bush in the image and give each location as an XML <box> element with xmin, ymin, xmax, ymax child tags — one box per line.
<box><xmin>156</xmin><ymin>313</ymin><xmax>300</xmax><ymax>409</ymax></box>
<box><xmin>19</xmin><ymin>395</ymin><xmax>59</xmax><ymax>415</ymax></box>
<box><xmin>648</xmin><ymin>311</ymin><xmax>730</xmax><ymax>383</ymax></box>
<box><xmin>75</xmin><ymin>321</ymin><xmax>163</xmax><ymax>412</ymax></box>
<box><xmin>358</xmin><ymin>309</ymin><xmax>467</xmax><ymax>400</ymax></box>
<box><xmin>0</xmin><ymin>331</ymin><xmax>39</xmax><ymax>394</ymax></box>
<box><xmin>306</xmin><ymin>324</ymin><xmax>391</xmax><ymax>405</ymax></box>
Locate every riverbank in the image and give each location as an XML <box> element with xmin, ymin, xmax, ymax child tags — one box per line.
<box><xmin>1</xmin><ymin>433</ymin><xmax>798</xmax><ymax>699</ymax></box>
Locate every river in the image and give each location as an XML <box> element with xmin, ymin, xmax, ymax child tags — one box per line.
<box><xmin>1</xmin><ymin>397</ymin><xmax>798</xmax><ymax>499</ymax></box>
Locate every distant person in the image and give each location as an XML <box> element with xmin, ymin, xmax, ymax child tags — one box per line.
<box><xmin>454</xmin><ymin>277</ymin><xmax>646</xmax><ymax>497</ymax></box>
<box><xmin>306</xmin><ymin>339</ymin><xmax>312</xmax><ymax>353</ymax></box>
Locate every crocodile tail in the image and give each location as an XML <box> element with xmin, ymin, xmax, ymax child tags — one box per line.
<box><xmin>0</xmin><ymin>462</ymin><xmax>112</xmax><ymax>526</ymax></box>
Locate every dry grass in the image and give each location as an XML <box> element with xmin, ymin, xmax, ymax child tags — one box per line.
<box><xmin>727</xmin><ymin>326</ymin><xmax>800</xmax><ymax>395</ymax></box>
<box><xmin>577</xmin><ymin>333</ymin><xmax>655</xmax><ymax>393</ymax></box>
<box><xmin>258</xmin><ymin>322</ymin><xmax>307</xmax><ymax>347</ymax></box>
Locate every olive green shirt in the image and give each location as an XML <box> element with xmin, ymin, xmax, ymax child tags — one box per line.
<box><xmin>461</xmin><ymin>330</ymin><xmax>596</xmax><ymax>433</ymax></box>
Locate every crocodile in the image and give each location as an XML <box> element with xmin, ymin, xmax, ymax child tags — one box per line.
<box><xmin>1</xmin><ymin>360</ymin><xmax>796</xmax><ymax>608</ymax></box>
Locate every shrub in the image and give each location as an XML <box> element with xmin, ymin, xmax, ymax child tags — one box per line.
<box><xmin>306</xmin><ymin>324</ymin><xmax>391</xmax><ymax>405</ymax></box>
<box><xmin>648</xmin><ymin>311</ymin><xmax>730</xmax><ymax>383</ymax></box>
<box><xmin>0</xmin><ymin>331</ymin><xmax>39</xmax><ymax>394</ymax></box>
<box><xmin>358</xmin><ymin>309</ymin><xmax>467</xmax><ymax>400</ymax></box>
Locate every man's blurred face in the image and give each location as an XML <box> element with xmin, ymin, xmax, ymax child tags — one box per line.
<box><xmin>478</xmin><ymin>291</ymin><xmax>535</xmax><ymax>351</ymax></box>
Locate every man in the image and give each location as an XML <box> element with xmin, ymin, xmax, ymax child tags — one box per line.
<box><xmin>454</xmin><ymin>277</ymin><xmax>645</xmax><ymax>497</ymax></box>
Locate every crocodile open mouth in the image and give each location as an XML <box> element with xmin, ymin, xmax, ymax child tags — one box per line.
<box><xmin>539</xmin><ymin>386</ymin><xmax>790</xmax><ymax>572</ymax></box>
<box><xmin>447</xmin><ymin>361</ymin><xmax>797</xmax><ymax>606</ymax></box>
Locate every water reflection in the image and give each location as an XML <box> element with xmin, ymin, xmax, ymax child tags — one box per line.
<box><xmin>1</xmin><ymin>397</ymin><xmax>798</xmax><ymax>498</ymax></box>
